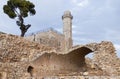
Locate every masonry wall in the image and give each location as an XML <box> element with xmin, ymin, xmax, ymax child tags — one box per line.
<box><xmin>0</xmin><ymin>34</ymin><xmax>54</xmax><ymax>79</ymax></box>
<box><xmin>30</xmin><ymin>54</ymin><xmax>85</xmax><ymax>77</ymax></box>
<box><xmin>93</xmin><ymin>41</ymin><xmax>120</xmax><ymax>75</ymax></box>
<box><xmin>1</xmin><ymin>34</ymin><xmax>120</xmax><ymax>79</ymax></box>
<box><xmin>25</xmin><ymin>29</ymin><xmax>65</xmax><ymax>52</ymax></box>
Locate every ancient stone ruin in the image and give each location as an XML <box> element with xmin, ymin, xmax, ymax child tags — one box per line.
<box><xmin>0</xmin><ymin>11</ymin><xmax>120</xmax><ymax>79</ymax></box>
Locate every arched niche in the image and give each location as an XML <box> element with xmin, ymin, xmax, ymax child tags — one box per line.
<box><xmin>29</xmin><ymin>46</ymin><xmax>95</xmax><ymax>76</ymax></box>
<box><xmin>27</xmin><ymin>66</ymin><xmax>34</xmax><ymax>77</ymax></box>
<box><xmin>0</xmin><ymin>73</ymin><xmax>2</xmax><ymax>79</ymax></box>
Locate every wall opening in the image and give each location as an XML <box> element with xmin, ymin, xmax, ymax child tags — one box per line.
<box><xmin>85</xmin><ymin>52</ymin><xmax>94</xmax><ymax>59</ymax></box>
<box><xmin>67</xmin><ymin>47</ymin><xmax>93</xmax><ymax>71</ymax></box>
<box><xmin>27</xmin><ymin>66</ymin><xmax>34</xmax><ymax>77</ymax></box>
<box><xmin>0</xmin><ymin>73</ymin><xmax>2</xmax><ymax>79</ymax></box>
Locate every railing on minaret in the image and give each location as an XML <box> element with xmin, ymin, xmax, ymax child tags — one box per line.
<box><xmin>62</xmin><ymin>11</ymin><xmax>73</xmax><ymax>51</ymax></box>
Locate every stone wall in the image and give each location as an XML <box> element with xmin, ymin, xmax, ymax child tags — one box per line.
<box><xmin>28</xmin><ymin>41</ymin><xmax>120</xmax><ymax>77</ymax></box>
<box><xmin>64</xmin><ymin>41</ymin><xmax>120</xmax><ymax>75</ymax></box>
<box><xmin>25</xmin><ymin>29</ymin><xmax>65</xmax><ymax>52</ymax></box>
<box><xmin>0</xmin><ymin>33</ymin><xmax>55</xmax><ymax>79</ymax></box>
<box><xmin>0</xmin><ymin>62</ymin><xmax>28</xmax><ymax>79</ymax></box>
<box><xmin>0</xmin><ymin>33</ymin><xmax>120</xmax><ymax>79</ymax></box>
<box><xmin>0</xmin><ymin>33</ymin><xmax>53</xmax><ymax>62</ymax></box>
<box><xmin>42</xmin><ymin>76</ymin><xmax>120</xmax><ymax>79</ymax></box>
<box><xmin>93</xmin><ymin>41</ymin><xmax>120</xmax><ymax>75</ymax></box>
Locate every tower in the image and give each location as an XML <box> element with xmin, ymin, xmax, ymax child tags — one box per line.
<box><xmin>62</xmin><ymin>11</ymin><xmax>73</xmax><ymax>51</ymax></box>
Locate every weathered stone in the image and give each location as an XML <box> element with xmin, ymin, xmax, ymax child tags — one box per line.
<box><xmin>0</xmin><ymin>11</ymin><xmax>120</xmax><ymax>79</ymax></box>
<box><xmin>1</xmin><ymin>33</ymin><xmax>120</xmax><ymax>78</ymax></box>
<box><xmin>83</xmin><ymin>72</ymin><xmax>89</xmax><ymax>76</ymax></box>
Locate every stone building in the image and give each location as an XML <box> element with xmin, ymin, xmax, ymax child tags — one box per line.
<box><xmin>25</xmin><ymin>11</ymin><xmax>73</xmax><ymax>52</ymax></box>
<box><xmin>0</xmin><ymin>11</ymin><xmax>120</xmax><ymax>79</ymax></box>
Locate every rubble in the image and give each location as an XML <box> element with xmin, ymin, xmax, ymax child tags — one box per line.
<box><xmin>0</xmin><ymin>33</ymin><xmax>120</xmax><ymax>79</ymax></box>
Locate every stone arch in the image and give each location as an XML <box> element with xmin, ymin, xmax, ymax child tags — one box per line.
<box><xmin>30</xmin><ymin>46</ymin><xmax>94</xmax><ymax>73</ymax></box>
<box><xmin>68</xmin><ymin>46</ymin><xmax>94</xmax><ymax>57</ymax></box>
<box><xmin>67</xmin><ymin>46</ymin><xmax>93</xmax><ymax>68</ymax></box>
<box><xmin>28</xmin><ymin>45</ymin><xmax>98</xmax><ymax>76</ymax></box>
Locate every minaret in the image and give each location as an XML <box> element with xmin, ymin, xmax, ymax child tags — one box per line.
<box><xmin>62</xmin><ymin>11</ymin><xmax>73</xmax><ymax>51</ymax></box>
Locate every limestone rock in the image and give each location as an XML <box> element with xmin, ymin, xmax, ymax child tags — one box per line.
<box><xmin>0</xmin><ymin>34</ymin><xmax>120</xmax><ymax>78</ymax></box>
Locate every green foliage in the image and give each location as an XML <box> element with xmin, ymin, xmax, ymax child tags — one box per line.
<box><xmin>3</xmin><ymin>0</ymin><xmax>36</xmax><ymax>37</ymax></box>
<box><xmin>3</xmin><ymin>0</ymin><xmax>36</xmax><ymax>19</ymax></box>
<box><xmin>3</xmin><ymin>5</ymin><xmax>16</xmax><ymax>18</ymax></box>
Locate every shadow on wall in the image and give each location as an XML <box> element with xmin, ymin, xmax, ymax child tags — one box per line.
<box><xmin>30</xmin><ymin>47</ymin><xmax>93</xmax><ymax>76</ymax></box>
<box><xmin>27</xmin><ymin>66</ymin><xmax>34</xmax><ymax>77</ymax></box>
<box><xmin>0</xmin><ymin>72</ymin><xmax>7</xmax><ymax>79</ymax></box>
<box><xmin>0</xmin><ymin>73</ymin><xmax>1</xmax><ymax>79</ymax></box>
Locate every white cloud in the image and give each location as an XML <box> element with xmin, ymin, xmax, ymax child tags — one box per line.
<box><xmin>71</xmin><ymin>0</ymin><xmax>89</xmax><ymax>8</ymax></box>
<box><xmin>77</xmin><ymin>0</ymin><xmax>89</xmax><ymax>7</ymax></box>
<box><xmin>71</xmin><ymin>0</ymin><xmax>77</xmax><ymax>3</ymax></box>
<box><xmin>0</xmin><ymin>0</ymin><xmax>120</xmax><ymax>57</ymax></box>
<box><xmin>72</xmin><ymin>25</ymin><xmax>77</xmax><ymax>29</ymax></box>
<box><xmin>114</xmin><ymin>44</ymin><xmax>120</xmax><ymax>51</ymax></box>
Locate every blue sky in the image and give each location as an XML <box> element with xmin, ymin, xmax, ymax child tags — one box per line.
<box><xmin>0</xmin><ymin>0</ymin><xmax>120</xmax><ymax>57</ymax></box>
